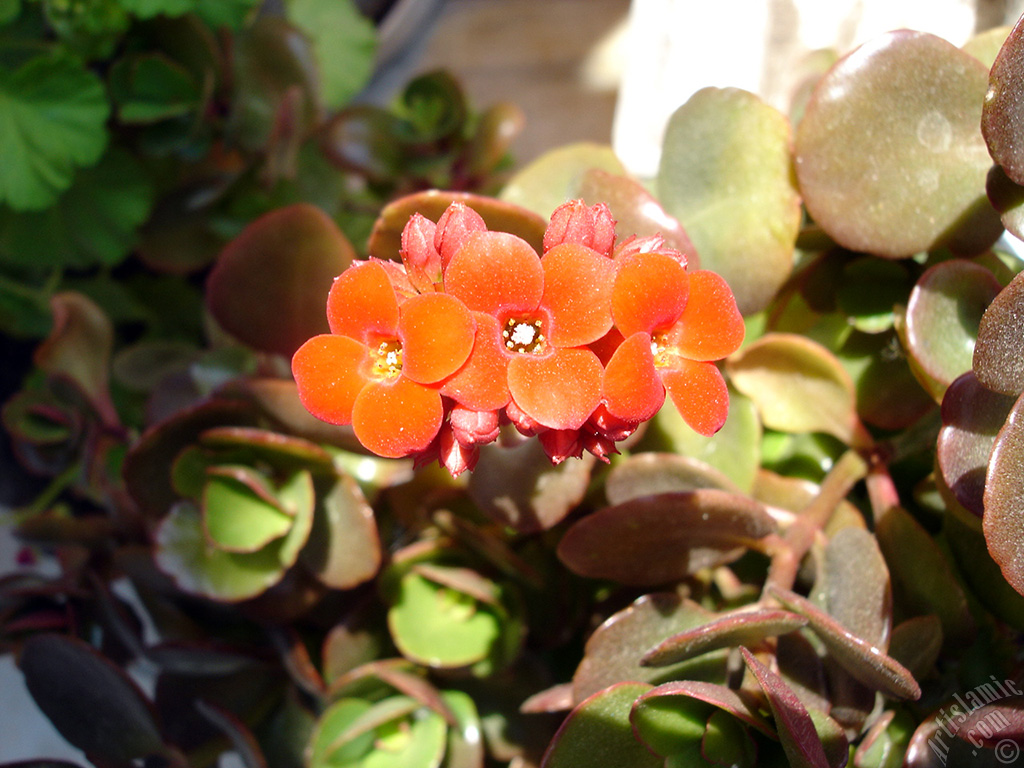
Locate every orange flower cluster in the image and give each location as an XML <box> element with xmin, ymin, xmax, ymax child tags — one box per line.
<box><xmin>292</xmin><ymin>201</ymin><xmax>744</xmax><ymax>474</ymax></box>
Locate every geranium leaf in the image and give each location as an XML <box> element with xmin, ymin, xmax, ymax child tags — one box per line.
<box><xmin>108</xmin><ymin>51</ymin><xmax>200</xmax><ymax>123</ymax></box>
<box><xmin>796</xmin><ymin>30</ymin><xmax>998</xmax><ymax>258</ymax></box>
<box><xmin>0</xmin><ymin>53</ymin><xmax>109</xmax><ymax>210</ymax></box>
<box><xmin>657</xmin><ymin>87</ymin><xmax>800</xmax><ymax>314</ymax></box>
<box><xmin>285</xmin><ymin>0</ymin><xmax>376</xmax><ymax>110</ymax></box>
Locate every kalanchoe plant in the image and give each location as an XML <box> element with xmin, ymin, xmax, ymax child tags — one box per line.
<box><xmin>9</xmin><ymin>11</ymin><xmax>1024</xmax><ymax>768</ymax></box>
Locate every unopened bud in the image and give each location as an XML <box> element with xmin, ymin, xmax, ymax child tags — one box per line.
<box><xmin>439</xmin><ymin>426</ymin><xmax>479</xmax><ymax>476</ymax></box>
<box><xmin>450</xmin><ymin>405</ymin><xmax>500</xmax><ymax>447</ymax></box>
<box><xmin>435</xmin><ymin>203</ymin><xmax>486</xmax><ymax>268</ymax></box>
<box><xmin>400</xmin><ymin>213</ymin><xmax>442</xmax><ymax>290</ymax></box>
<box><xmin>588</xmin><ymin>404</ymin><xmax>637</xmax><ymax>442</ymax></box>
<box><xmin>544</xmin><ymin>200</ymin><xmax>618</xmax><ymax>256</ymax></box>
<box><xmin>505</xmin><ymin>399</ymin><xmax>543</xmax><ymax>436</ymax></box>
<box><xmin>539</xmin><ymin>429</ymin><xmax>583</xmax><ymax>464</ymax></box>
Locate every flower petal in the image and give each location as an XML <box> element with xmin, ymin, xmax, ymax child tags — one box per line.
<box><xmin>444</xmin><ymin>231</ymin><xmax>544</xmax><ymax>315</ymax></box>
<box><xmin>660</xmin><ymin>358</ymin><xmax>729</xmax><ymax>436</ymax></box>
<box><xmin>291</xmin><ymin>334</ymin><xmax>369</xmax><ymax>425</ymax></box>
<box><xmin>666</xmin><ymin>270</ymin><xmax>745</xmax><ymax>361</ymax></box>
<box><xmin>326</xmin><ymin>260</ymin><xmax>400</xmax><ymax>342</ymax></box>
<box><xmin>507</xmin><ymin>348</ymin><xmax>603</xmax><ymax>430</ymax></box>
<box><xmin>603</xmin><ymin>331</ymin><xmax>665</xmax><ymax>422</ymax></box>
<box><xmin>398</xmin><ymin>293</ymin><xmax>476</xmax><ymax>384</ymax></box>
<box><xmin>611</xmin><ymin>251</ymin><xmax>689</xmax><ymax>336</ymax></box>
<box><xmin>441</xmin><ymin>312</ymin><xmax>511</xmax><ymax>410</ymax></box>
<box><xmin>352</xmin><ymin>378</ymin><xmax>443</xmax><ymax>458</ymax></box>
<box><xmin>542</xmin><ymin>243</ymin><xmax>615</xmax><ymax>347</ymax></box>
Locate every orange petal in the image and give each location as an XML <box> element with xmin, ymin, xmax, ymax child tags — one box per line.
<box><xmin>444</xmin><ymin>231</ymin><xmax>544</xmax><ymax>315</ymax></box>
<box><xmin>352</xmin><ymin>378</ymin><xmax>444</xmax><ymax>458</ymax></box>
<box><xmin>603</xmin><ymin>332</ymin><xmax>665</xmax><ymax>422</ymax></box>
<box><xmin>665</xmin><ymin>270</ymin><xmax>745</xmax><ymax>361</ymax></box>
<box><xmin>660</xmin><ymin>358</ymin><xmax>729</xmax><ymax>436</ymax></box>
<box><xmin>541</xmin><ymin>243</ymin><xmax>615</xmax><ymax>347</ymax></box>
<box><xmin>326</xmin><ymin>260</ymin><xmax>399</xmax><ymax>342</ymax></box>
<box><xmin>441</xmin><ymin>313</ymin><xmax>511</xmax><ymax>410</ymax></box>
<box><xmin>507</xmin><ymin>348</ymin><xmax>602</xmax><ymax>430</ymax></box>
<box><xmin>611</xmin><ymin>251</ymin><xmax>689</xmax><ymax>336</ymax></box>
<box><xmin>291</xmin><ymin>334</ymin><xmax>369</xmax><ymax>425</ymax></box>
<box><xmin>398</xmin><ymin>293</ymin><xmax>476</xmax><ymax>384</ymax></box>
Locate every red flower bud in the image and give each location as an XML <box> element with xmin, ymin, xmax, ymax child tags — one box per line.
<box><xmin>450</xmin><ymin>405</ymin><xmax>500</xmax><ymax>447</ymax></box>
<box><xmin>439</xmin><ymin>425</ymin><xmax>479</xmax><ymax>476</ymax></box>
<box><xmin>543</xmin><ymin>200</ymin><xmax>617</xmax><ymax>256</ymax></box>
<box><xmin>435</xmin><ymin>203</ymin><xmax>487</xmax><ymax>268</ymax></box>
<box><xmin>505</xmin><ymin>398</ymin><xmax>543</xmax><ymax>436</ymax></box>
<box><xmin>400</xmin><ymin>213</ymin><xmax>442</xmax><ymax>291</ymax></box>
<box><xmin>539</xmin><ymin>428</ymin><xmax>583</xmax><ymax>464</ymax></box>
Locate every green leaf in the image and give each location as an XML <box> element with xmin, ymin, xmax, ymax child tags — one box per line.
<box><xmin>116</xmin><ymin>0</ymin><xmax>194</xmax><ymax>18</ymax></box>
<box><xmin>0</xmin><ymin>0</ymin><xmax>20</xmax><ymax>25</ymax></box>
<box><xmin>0</xmin><ymin>148</ymin><xmax>155</xmax><ymax>268</ymax></box>
<box><xmin>109</xmin><ymin>52</ymin><xmax>200</xmax><ymax>123</ymax></box>
<box><xmin>0</xmin><ymin>53</ymin><xmax>109</xmax><ymax>210</ymax></box>
<box><xmin>194</xmin><ymin>0</ymin><xmax>259</xmax><ymax>30</ymax></box>
<box><xmin>202</xmin><ymin>467</ymin><xmax>302</xmax><ymax>553</ymax></box>
<box><xmin>286</xmin><ymin>0</ymin><xmax>376</xmax><ymax>110</ymax></box>
<box><xmin>657</xmin><ymin>87</ymin><xmax>800</xmax><ymax>314</ymax></box>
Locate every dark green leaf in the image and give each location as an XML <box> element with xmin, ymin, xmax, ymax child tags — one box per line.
<box><xmin>109</xmin><ymin>52</ymin><xmax>200</xmax><ymax>123</ymax></box>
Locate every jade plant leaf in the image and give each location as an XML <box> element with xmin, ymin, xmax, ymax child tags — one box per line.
<box><xmin>727</xmin><ymin>333</ymin><xmax>868</xmax><ymax>447</ymax></box>
<box><xmin>0</xmin><ymin>53</ymin><xmax>109</xmax><ymax>210</ymax></box>
<box><xmin>556</xmin><ymin>489</ymin><xmax>776</xmax><ymax>586</ymax></box>
<box><xmin>20</xmin><ymin>634</ymin><xmax>167</xmax><ymax>765</ymax></box>
<box><xmin>633</xmin><ymin>681</ymin><xmax>776</xmax><ymax>739</ymax></box>
<box><xmin>938</xmin><ymin>371</ymin><xmax>1016</xmax><ymax>516</ymax></box>
<box><xmin>703</xmin><ymin>709</ymin><xmax>758</xmax><ymax>768</ymax></box>
<box><xmin>572</xmin><ymin>593</ymin><xmax>727</xmax><ymax>702</ymax></box>
<box><xmin>367</xmin><ymin>190</ymin><xmax>548</xmax><ymax>261</ymax></box>
<box><xmin>285</xmin><ymin>0</ymin><xmax>376</xmax><ymax>110</ymax></box>
<box><xmin>499</xmin><ymin>142</ymin><xmax>626</xmax><ymax>219</ymax></box>
<box><xmin>604</xmin><ymin>452</ymin><xmax>743</xmax><ymax>505</ymax></box>
<box><xmin>982</xmin><ymin>14</ymin><xmax>1024</xmax><ymax>185</ymax></box>
<box><xmin>795</xmin><ymin>30</ymin><xmax>998</xmax><ymax>258</ymax></box>
<box><xmin>576</xmin><ymin>168</ymin><xmax>698</xmax><ymax>264</ymax></box>
<box><xmin>629</xmin><ymin>690</ymin><xmax>709</xmax><ymax>759</ymax></box>
<box><xmin>541</xmin><ymin>682</ymin><xmax>662</xmax><ymax>768</ymax></box>
<box><xmin>903</xmin><ymin>260</ymin><xmax>1001</xmax><ymax>401</ymax></box>
<box><xmin>974</xmin><ymin>270</ymin><xmax>1024</xmax><ymax>396</ymax></box>
<box><xmin>657</xmin><ymin>87</ymin><xmax>800</xmax><ymax>314</ymax></box>
<box><xmin>300</xmin><ymin>472</ymin><xmax>381</xmax><ymax>590</ymax></box>
<box><xmin>983</xmin><ymin>392</ymin><xmax>1024</xmax><ymax>597</ymax></box>
<box><xmin>853</xmin><ymin>709</ymin><xmax>914</xmax><ymax>768</ymax></box>
<box><xmin>768</xmin><ymin>586</ymin><xmax>921</xmax><ymax>701</ymax></box>
<box><xmin>206</xmin><ymin>203</ymin><xmax>356</xmax><ymax>357</ymax></box>
<box><xmin>888</xmin><ymin>615</ymin><xmax>944</xmax><ymax>680</ymax></box>
<box><xmin>963</xmin><ymin>25</ymin><xmax>1012</xmax><ymax>69</ymax></box>
<box><xmin>641</xmin><ymin>607</ymin><xmax>807</xmax><ymax>667</ymax></box>
<box><xmin>201</xmin><ymin>468</ymin><xmax>306</xmax><ymax>553</ymax></box>
<box><xmin>740</xmin><ymin>648</ymin><xmax>836</xmax><ymax>768</ymax></box>
<box><xmin>154</xmin><ymin>496</ymin><xmax>314</xmax><ymax>602</ymax></box>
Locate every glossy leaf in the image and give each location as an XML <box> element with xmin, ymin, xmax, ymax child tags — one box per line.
<box><xmin>202</xmin><ymin>468</ymin><xmax>303</xmax><ymax>552</ymax></box>
<box><xmin>938</xmin><ymin>371</ymin><xmax>1016</xmax><ymax>516</ymax></box>
<box><xmin>727</xmin><ymin>333</ymin><xmax>867</xmax><ymax>447</ymax></box>
<box><xmin>206</xmin><ymin>203</ymin><xmax>356</xmax><ymax>357</ymax></box>
<box><xmin>557</xmin><ymin>490</ymin><xmax>776</xmax><ymax>586</ymax></box>
<box><xmin>500</xmin><ymin>142</ymin><xmax>626</xmax><ymax>219</ymax></box>
<box><xmin>853</xmin><ymin>708</ymin><xmax>914</xmax><ymax>768</ymax></box>
<box><xmin>974</xmin><ymin>270</ymin><xmax>1024</xmax><ymax>396</ymax></box>
<box><xmin>796</xmin><ymin>31</ymin><xmax>998</xmax><ymax>258</ymax></box>
<box><xmin>629</xmin><ymin>691</ymin><xmax>707</xmax><ymax>756</ymax></box>
<box><xmin>605</xmin><ymin>452</ymin><xmax>742</xmax><ymax>505</ymax></box>
<box><xmin>984</xmin><ymin>392</ymin><xmax>1024</xmax><ymax>597</ymax></box>
<box><xmin>983</xmin><ymin>15</ymin><xmax>1024</xmax><ymax>185</ymax></box>
<box><xmin>468</xmin><ymin>439</ymin><xmax>594</xmax><ymax>533</ymax></box>
<box><xmin>572</xmin><ymin>593</ymin><xmax>726</xmax><ymax>702</ymax></box>
<box><xmin>300</xmin><ymin>472</ymin><xmax>381</xmax><ymax>589</ymax></box>
<box><xmin>657</xmin><ymin>87</ymin><xmax>799</xmax><ymax>314</ymax></box>
<box><xmin>702</xmin><ymin>709</ymin><xmax>758</xmax><ymax>768</ymax></box>
<box><xmin>740</xmin><ymin>648</ymin><xmax>834</xmax><ymax>768</ymax></box>
<box><xmin>642</xmin><ymin>607</ymin><xmax>807</xmax><ymax>667</ymax></box>
<box><xmin>634</xmin><ymin>680</ymin><xmax>776</xmax><ymax>739</ymax></box>
<box><xmin>541</xmin><ymin>682</ymin><xmax>662</xmax><ymax>768</ymax></box>
<box><xmin>769</xmin><ymin>586</ymin><xmax>921</xmax><ymax>700</ymax></box>
<box><xmin>20</xmin><ymin>634</ymin><xmax>166</xmax><ymax>764</ymax></box>
<box><xmin>367</xmin><ymin>190</ymin><xmax>547</xmax><ymax>260</ymax></box>
<box><xmin>904</xmin><ymin>260</ymin><xmax>1001</xmax><ymax>401</ymax></box>
<box><xmin>0</xmin><ymin>53</ymin><xmax>109</xmax><ymax>210</ymax></box>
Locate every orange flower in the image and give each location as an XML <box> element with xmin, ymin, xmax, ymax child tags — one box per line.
<box><xmin>603</xmin><ymin>251</ymin><xmax>744</xmax><ymax>435</ymax></box>
<box><xmin>442</xmin><ymin>230</ymin><xmax>615</xmax><ymax>430</ymax></box>
<box><xmin>291</xmin><ymin>260</ymin><xmax>476</xmax><ymax>458</ymax></box>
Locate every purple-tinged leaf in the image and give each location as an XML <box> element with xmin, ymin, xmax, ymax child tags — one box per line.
<box><xmin>984</xmin><ymin>392</ymin><xmax>1024</xmax><ymax>597</ymax></box>
<box><xmin>776</xmin><ymin>632</ymin><xmax>830</xmax><ymax>714</ymax></box>
<box><xmin>974</xmin><ymin>270</ymin><xmax>1024</xmax><ymax>397</ymax></box>
<box><xmin>633</xmin><ymin>680</ymin><xmax>776</xmax><ymax>739</ymax></box>
<box><xmin>194</xmin><ymin>700</ymin><xmax>268</xmax><ymax>768</ymax></box>
<box><xmin>904</xmin><ymin>260</ymin><xmax>1001</xmax><ymax>401</ymax></box>
<box><xmin>983</xmin><ymin>14</ymin><xmax>1024</xmax><ymax>185</ymax></box>
<box><xmin>768</xmin><ymin>586</ymin><xmax>921</xmax><ymax>701</ymax></box>
<box><xmin>958</xmin><ymin>697</ymin><xmax>1024</xmax><ymax>748</ymax></box>
<box><xmin>521</xmin><ymin>683</ymin><xmax>576</xmax><ymax>714</ymax></box>
<box><xmin>20</xmin><ymin>634</ymin><xmax>167</xmax><ymax>764</ymax></box>
<box><xmin>641</xmin><ymin>608</ymin><xmax>807</xmax><ymax>667</ymax></box>
<box><xmin>937</xmin><ymin>371</ymin><xmax>1016</xmax><ymax>516</ymax></box>
<box><xmin>572</xmin><ymin>593</ymin><xmax>726</xmax><ymax>702</ymax></box>
<box><xmin>541</xmin><ymin>682</ymin><xmax>661</xmax><ymax>768</ymax></box>
<box><xmin>852</xmin><ymin>708</ymin><xmax>914</xmax><ymax>768</ymax></box>
<box><xmin>796</xmin><ymin>31</ymin><xmax>997</xmax><ymax>258</ymax></box>
<box><xmin>330</xmin><ymin>659</ymin><xmax>456</xmax><ymax>725</ymax></box>
<box><xmin>605</xmin><ymin>452</ymin><xmax>742</xmax><ymax>506</ymax></box>
<box><xmin>557</xmin><ymin>490</ymin><xmax>775</xmax><ymax>586</ymax></box>
<box><xmin>887</xmin><ymin>616</ymin><xmax>943</xmax><ymax>681</ymax></box>
<box><xmin>367</xmin><ymin>190</ymin><xmax>547</xmax><ymax>261</ymax></box>
<box><xmin>206</xmin><ymin>203</ymin><xmax>356</xmax><ymax>357</ymax></box>
<box><xmin>740</xmin><ymin>648</ymin><xmax>833</xmax><ymax>768</ymax></box>
<box><xmin>300</xmin><ymin>472</ymin><xmax>380</xmax><ymax>590</ymax></box>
